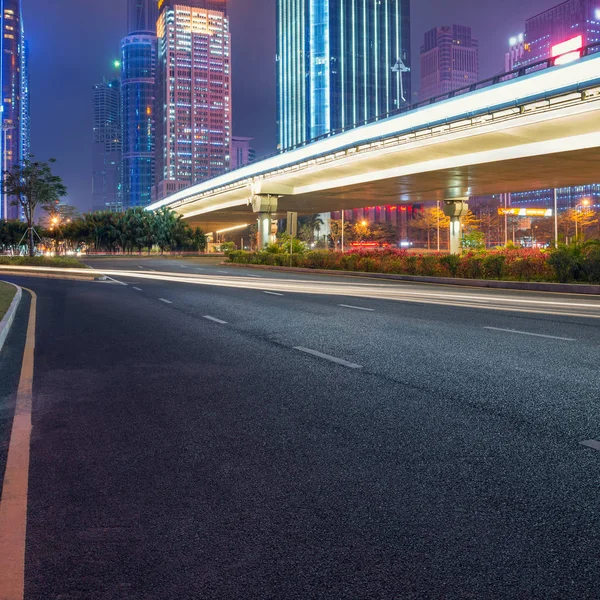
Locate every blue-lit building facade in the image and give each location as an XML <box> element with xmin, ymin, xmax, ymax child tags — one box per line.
<box><xmin>121</xmin><ymin>0</ymin><xmax>158</xmax><ymax>209</ymax></box>
<box><xmin>92</xmin><ymin>79</ymin><xmax>122</xmax><ymax>213</ymax></box>
<box><xmin>277</xmin><ymin>0</ymin><xmax>411</xmax><ymax>150</ymax></box>
<box><xmin>1</xmin><ymin>0</ymin><xmax>28</xmax><ymax>221</ymax></box>
<box><xmin>512</xmin><ymin>0</ymin><xmax>600</xmax><ymax>211</ymax></box>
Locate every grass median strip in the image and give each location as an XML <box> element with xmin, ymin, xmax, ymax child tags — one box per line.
<box><xmin>0</xmin><ymin>282</ymin><xmax>17</xmax><ymax>321</ymax></box>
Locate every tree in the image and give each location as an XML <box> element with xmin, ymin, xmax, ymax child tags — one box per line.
<box><xmin>565</xmin><ymin>207</ymin><xmax>598</xmax><ymax>241</ymax></box>
<box><xmin>371</xmin><ymin>222</ymin><xmax>397</xmax><ymax>245</ymax></box>
<box><xmin>411</xmin><ymin>206</ymin><xmax>449</xmax><ymax>250</ymax></box>
<box><xmin>3</xmin><ymin>157</ymin><xmax>67</xmax><ymax>256</ymax></box>
<box><xmin>353</xmin><ymin>220</ymin><xmax>371</xmax><ymax>243</ymax></box>
<box><xmin>329</xmin><ymin>218</ymin><xmax>352</xmax><ymax>250</ymax></box>
<box><xmin>298</xmin><ymin>214</ymin><xmax>324</xmax><ymax>243</ymax></box>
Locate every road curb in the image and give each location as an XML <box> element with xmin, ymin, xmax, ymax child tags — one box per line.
<box><xmin>0</xmin><ymin>267</ymin><xmax>99</xmax><ymax>282</ymax></box>
<box><xmin>0</xmin><ymin>282</ymin><xmax>22</xmax><ymax>354</ymax></box>
<box><xmin>222</xmin><ymin>263</ymin><xmax>600</xmax><ymax>295</ymax></box>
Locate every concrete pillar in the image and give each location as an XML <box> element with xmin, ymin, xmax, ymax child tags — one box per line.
<box><xmin>257</xmin><ymin>213</ymin><xmax>271</xmax><ymax>249</ymax></box>
<box><xmin>252</xmin><ymin>194</ymin><xmax>279</xmax><ymax>249</ymax></box>
<box><xmin>443</xmin><ymin>199</ymin><xmax>469</xmax><ymax>254</ymax></box>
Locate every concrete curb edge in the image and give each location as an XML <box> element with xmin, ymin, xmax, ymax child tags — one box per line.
<box><xmin>0</xmin><ymin>267</ymin><xmax>99</xmax><ymax>282</ymax></box>
<box><xmin>0</xmin><ymin>282</ymin><xmax>23</xmax><ymax>354</ymax></box>
<box><xmin>221</xmin><ymin>263</ymin><xmax>600</xmax><ymax>295</ymax></box>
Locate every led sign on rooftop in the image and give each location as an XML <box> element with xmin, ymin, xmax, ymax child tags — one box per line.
<box><xmin>552</xmin><ymin>35</ymin><xmax>583</xmax><ymax>66</ymax></box>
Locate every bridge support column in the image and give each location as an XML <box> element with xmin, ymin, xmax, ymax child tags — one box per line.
<box><xmin>252</xmin><ymin>194</ymin><xmax>279</xmax><ymax>249</ymax></box>
<box><xmin>443</xmin><ymin>199</ymin><xmax>469</xmax><ymax>254</ymax></box>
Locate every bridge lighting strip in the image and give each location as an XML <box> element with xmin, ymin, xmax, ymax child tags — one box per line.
<box><xmin>147</xmin><ymin>53</ymin><xmax>600</xmax><ymax>213</ymax></box>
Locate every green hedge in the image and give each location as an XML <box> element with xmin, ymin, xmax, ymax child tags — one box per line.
<box><xmin>0</xmin><ymin>256</ymin><xmax>85</xmax><ymax>268</ymax></box>
<box><xmin>227</xmin><ymin>246</ymin><xmax>600</xmax><ymax>284</ymax></box>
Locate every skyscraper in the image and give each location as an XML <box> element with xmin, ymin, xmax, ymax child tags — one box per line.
<box><xmin>518</xmin><ymin>0</ymin><xmax>600</xmax><ymax>67</ymax></box>
<box><xmin>230</xmin><ymin>136</ymin><xmax>256</xmax><ymax>170</ymax></box>
<box><xmin>510</xmin><ymin>0</ymin><xmax>600</xmax><ymax>211</ymax></box>
<box><xmin>154</xmin><ymin>0</ymin><xmax>231</xmax><ymax>201</ymax></box>
<box><xmin>505</xmin><ymin>34</ymin><xmax>526</xmax><ymax>72</ymax></box>
<box><xmin>276</xmin><ymin>0</ymin><xmax>411</xmax><ymax>151</ymax></box>
<box><xmin>121</xmin><ymin>0</ymin><xmax>158</xmax><ymax>208</ymax></box>
<box><xmin>128</xmin><ymin>0</ymin><xmax>158</xmax><ymax>34</ymax></box>
<box><xmin>419</xmin><ymin>25</ymin><xmax>479</xmax><ymax>102</ymax></box>
<box><xmin>92</xmin><ymin>80</ymin><xmax>122</xmax><ymax>213</ymax></box>
<box><xmin>1</xmin><ymin>0</ymin><xmax>28</xmax><ymax>221</ymax></box>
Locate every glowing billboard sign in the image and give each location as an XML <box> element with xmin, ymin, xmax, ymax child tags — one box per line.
<box><xmin>498</xmin><ymin>208</ymin><xmax>553</xmax><ymax>217</ymax></box>
<box><xmin>552</xmin><ymin>35</ymin><xmax>583</xmax><ymax>65</ymax></box>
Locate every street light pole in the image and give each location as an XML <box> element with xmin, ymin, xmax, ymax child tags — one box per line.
<box><xmin>553</xmin><ymin>189</ymin><xmax>558</xmax><ymax>246</ymax></box>
<box><xmin>341</xmin><ymin>210</ymin><xmax>345</xmax><ymax>253</ymax></box>
<box><xmin>436</xmin><ymin>201</ymin><xmax>440</xmax><ymax>252</ymax></box>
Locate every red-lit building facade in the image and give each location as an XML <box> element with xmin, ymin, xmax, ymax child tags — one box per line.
<box><xmin>153</xmin><ymin>0</ymin><xmax>231</xmax><ymax>201</ymax></box>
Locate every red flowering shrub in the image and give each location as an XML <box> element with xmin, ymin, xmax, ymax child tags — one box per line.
<box><xmin>228</xmin><ymin>246</ymin><xmax>600</xmax><ymax>283</ymax></box>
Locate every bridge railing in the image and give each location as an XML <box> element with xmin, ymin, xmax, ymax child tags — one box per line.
<box><xmin>232</xmin><ymin>41</ymin><xmax>600</xmax><ymax>171</ymax></box>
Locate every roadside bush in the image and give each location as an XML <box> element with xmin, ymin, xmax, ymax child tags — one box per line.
<box><xmin>226</xmin><ymin>245</ymin><xmax>600</xmax><ymax>285</ymax></box>
<box><xmin>483</xmin><ymin>254</ymin><xmax>506</xmax><ymax>280</ymax></box>
<box><xmin>440</xmin><ymin>254</ymin><xmax>460</xmax><ymax>277</ymax></box>
<box><xmin>547</xmin><ymin>245</ymin><xmax>583</xmax><ymax>283</ymax></box>
<box><xmin>0</xmin><ymin>256</ymin><xmax>84</xmax><ymax>268</ymax></box>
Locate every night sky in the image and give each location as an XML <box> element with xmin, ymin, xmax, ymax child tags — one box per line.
<box><xmin>25</xmin><ymin>0</ymin><xmax>556</xmax><ymax>212</ymax></box>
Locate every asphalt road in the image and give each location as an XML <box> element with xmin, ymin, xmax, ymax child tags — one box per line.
<box><xmin>1</xmin><ymin>258</ymin><xmax>600</xmax><ymax>599</ymax></box>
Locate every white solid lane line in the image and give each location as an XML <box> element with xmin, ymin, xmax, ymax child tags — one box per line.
<box><xmin>104</xmin><ymin>275</ymin><xmax>128</xmax><ymax>286</ymax></box>
<box><xmin>339</xmin><ymin>304</ymin><xmax>375</xmax><ymax>312</ymax></box>
<box><xmin>580</xmin><ymin>440</ymin><xmax>600</xmax><ymax>451</ymax></box>
<box><xmin>159</xmin><ymin>298</ymin><xmax>173</xmax><ymax>304</ymax></box>
<box><xmin>203</xmin><ymin>315</ymin><xmax>228</xmax><ymax>324</ymax></box>
<box><xmin>133</xmin><ymin>287</ymin><xmax>143</xmax><ymax>291</ymax></box>
<box><xmin>263</xmin><ymin>291</ymin><xmax>284</xmax><ymax>296</ymax></box>
<box><xmin>484</xmin><ymin>327</ymin><xmax>576</xmax><ymax>341</ymax></box>
<box><xmin>294</xmin><ymin>347</ymin><xmax>363</xmax><ymax>369</ymax></box>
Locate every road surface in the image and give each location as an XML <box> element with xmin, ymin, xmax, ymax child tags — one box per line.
<box><xmin>0</xmin><ymin>258</ymin><xmax>599</xmax><ymax>599</ymax></box>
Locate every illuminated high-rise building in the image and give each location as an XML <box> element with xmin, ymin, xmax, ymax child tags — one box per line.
<box><xmin>518</xmin><ymin>0</ymin><xmax>600</xmax><ymax>67</ymax></box>
<box><xmin>276</xmin><ymin>0</ymin><xmax>411</xmax><ymax>151</ymax></box>
<box><xmin>128</xmin><ymin>0</ymin><xmax>158</xmax><ymax>34</ymax></box>
<box><xmin>1</xmin><ymin>0</ymin><xmax>27</xmax><ymax>221</ymax></box>
<box><xmin>419</xmin><ymin>25</ymin><xmax>479</xmax><ymax>102</ymax></box>
<box><xmin>230</xmin><ymin>136</ymin><xmax>256</xmax><ymax>170</ymax></box>
<box><xmin>154</xmin><ymin>0</ymin><xmax>231</xmax><ymax>201</ymax></box>
<box><xmin>92</xmin><ymin>79</ymin><xmax>123</xmax><ymax>212</ymax></box>
<box><xmin>510</xmin><ymin>1</ymin><xmax>600</xmax><ymax>210</ymax></box>
<box><xmin>121</xmin><ymin>0</ymin><xmax>158</xmax><ymax>208</ymax></box>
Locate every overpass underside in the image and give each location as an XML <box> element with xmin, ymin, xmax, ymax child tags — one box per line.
<box><xmin>190</xmin><ymin>101</ymin><xmax>600</xmax><ymax>232</ymax></box>
<box><xmin>149</xmin><ymin>54</ymin><xmax>600</xmax><ymax>235</ymax></box>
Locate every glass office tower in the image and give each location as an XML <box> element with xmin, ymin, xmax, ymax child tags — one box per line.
<box><xmin>121</xmin><ymin>0</ymin><xmax>157</xmax><ymax>209</ymax></box>
<box><xmin>1</xmin><ymin>0</ymin><xmax>27</xmax><ymax>221</ymax></box>
<box><xmin>92</xmin><ymin>80</ymin><xmax>123</xmax><ymax>213</ymax></box>
<box><xmin>277</xmin><ymin>0</ymin><xmax>411</xmax><ymax>150</ymax></box>
<box><xmin>128</xmin><ymin>0</ymin><xmax>158</xmax><ymax>34</ymax></box>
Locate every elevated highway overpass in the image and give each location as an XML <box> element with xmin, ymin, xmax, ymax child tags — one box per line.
<box><xmin>148</xmin><ymin>48</ymin><xmax>600</xmax><ymax>251</ymax></box>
